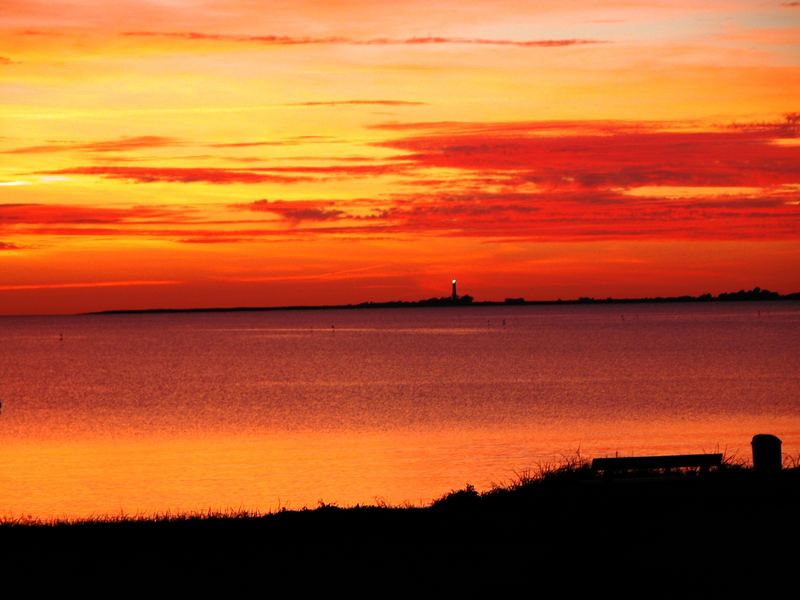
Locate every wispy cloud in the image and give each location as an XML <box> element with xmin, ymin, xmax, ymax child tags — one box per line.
<box><xmin>16</xmin><ymin>30</ymin><xmax>63</xmax><ymax>36</ymax></box>
<box><xmin>209</xmin><ymin>135</ymin><xmax>337</xmax><ymax>148</ymax></box>
<box><xmin>209</xmin><ymin>141</ymin><xmax>287</xmax><ymax>148</ymax></box>
<box><xmin>41</xmin><ymin>162</ymin><xmax>410</xmax><ymax>184</ymax></box>
<box><xmin>2</xmin><ymin>136</ymin><xmax>180</xmax><ymax>154</ymax></box>
<box><xmin>0</xmin><ymin>280</ymin><xmax>181</xmax><ymax>291</ymax></box>
<box><xmin>122</xmin><ymin>31</ymin><xmax>605</xmax><ymax>48</ymax></box>
<box><xmin>285</xmin><ymin>100</ymin><xmax>426</xmax><ymax>107</ymax></box>
<box><xmin>177</xmin><ymin>236</ymin><xmax>251</xmax><ymax>244</ymax></box>
<box><xmin>39</xmin><ymin>166</ymin><xmax>313</xmax><ymax>185</ymax></box>
<box><xmin>369</xmin><ymin>119</ymin><xmax>672</xmax><ymax>133</ymax></box>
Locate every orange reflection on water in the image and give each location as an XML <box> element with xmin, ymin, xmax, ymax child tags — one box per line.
<box><xmin>3</xmin><ymin>417</ymin><xmax>799</xmax><ymax>521</ymax></box>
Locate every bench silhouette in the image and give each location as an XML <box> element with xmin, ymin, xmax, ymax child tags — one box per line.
<box><xmin>592</xmin><ymin>453</ymin><xmax>723</xmax><ymax>475</ymax></box>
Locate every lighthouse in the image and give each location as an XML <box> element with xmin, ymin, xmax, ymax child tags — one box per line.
<box><xmin>451</xmin><ymin>279</ymin><xmax>457</xmax><ymax>301</ymax></box>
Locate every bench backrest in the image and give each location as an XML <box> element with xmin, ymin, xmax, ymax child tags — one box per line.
<box><xmin>591</xmin><ymin>453</ymin><xmax>723</xmax><ymax>471</ymax></box>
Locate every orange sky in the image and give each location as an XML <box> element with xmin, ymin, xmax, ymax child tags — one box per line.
<box><xmin>1</xmin><ymin>0</ymin><xmax>799</xmax><ymax>314</ymax></box>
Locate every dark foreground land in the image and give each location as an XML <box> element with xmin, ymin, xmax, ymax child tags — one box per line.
<box><xmin>2</xmin><ymin>465</ymin><xmax>798</xmax><ymax>596</ymax></box>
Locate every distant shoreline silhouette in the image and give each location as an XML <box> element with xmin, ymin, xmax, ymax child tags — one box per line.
<box><xmin>84</xmin><ymin>287</ymin><xmax>800</xmax><ymax>316</ymax></box>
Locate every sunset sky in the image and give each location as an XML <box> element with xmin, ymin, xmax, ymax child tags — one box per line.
<box><xmin>1</xmin><ymin>0</ymin><xmax>798</xmax><ymax>314</ymax></box>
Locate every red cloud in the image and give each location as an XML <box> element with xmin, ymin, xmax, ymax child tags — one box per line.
<box><xmin>9</xmin><ymin>117</ymin><xmax>799</xmax><ymax>244</ymax></box>
<box><xmin>9</xmin><ymin>187</ymin><xmax>799</xmax><ymax>243</ymax></box>
<box><xmin>371</xmin><ymin>189</ymin><xmax>800</xmax><ymax>241</ymax></box>
<box><xmin>0</xmin><ymin>203</ymin><xmax>193</xmax><ymax>225</ymax></box>
<box><xmin>0</xmin><ymin>240</ymin><xmax>22</xmax><ymax>250</ymax></box>
<box><xmin>231</xmin><ymin>182</ymin><xmax>800</xmax><ymax>241</ymax></box>
<box><xmin>377</xmin><ymin>118</ymin><xmax>800</xmax><ymax>189</ymax></box>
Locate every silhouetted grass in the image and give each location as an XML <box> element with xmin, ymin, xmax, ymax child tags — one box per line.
<box><xmin>2</xmin><ymin>462</ymin><xmax>798</xmax><ymax>595</ymax></box>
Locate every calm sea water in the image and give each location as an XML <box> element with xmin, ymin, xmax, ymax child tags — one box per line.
<box><xmin>1</xmin><ymin>303</ymin><xmax>799</xmax><ymax>519</ymax></box>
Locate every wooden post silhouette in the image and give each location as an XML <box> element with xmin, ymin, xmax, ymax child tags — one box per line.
<box><xmin>751</xmin><ymin>434</ymin><xmax>782</xmax><ymax>473</ymax></box>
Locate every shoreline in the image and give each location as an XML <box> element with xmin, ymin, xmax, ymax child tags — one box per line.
<box><xmin>3</xmin><ymin>463</ymin><xmax>797</xmax><ymax>592</ymax></box>
<box><xmin>84</xmin><ymin>290</ymin><xmax>800</xmax><ymax>316</ymax></box>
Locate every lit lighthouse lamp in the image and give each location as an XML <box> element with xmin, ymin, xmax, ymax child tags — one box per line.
<box><xmin>452</xmin><ymin>279</ymin><xmax>457</xmax><ymax>301</ymax></box>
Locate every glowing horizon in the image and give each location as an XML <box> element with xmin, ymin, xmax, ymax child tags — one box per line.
<box><xmin>1</xmin><ymin>1</ymin><xmax>799</xmax><ymax>314</ymax></box>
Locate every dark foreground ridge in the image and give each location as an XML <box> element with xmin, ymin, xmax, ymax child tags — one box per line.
<box><xmin>85</xmin><ymin>286</ymin><xmax>800</xmax><ymax>315</ymax></box>
<box><xmin>3</xmin><ymin>463</ymin><xmax>798</xmax><ymax>595</ymax></box>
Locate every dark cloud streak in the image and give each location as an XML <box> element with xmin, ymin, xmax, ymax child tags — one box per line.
<box><xmin>239</xmin><ymin>199</ymin><xmax>345</xmax><ymax>222</ymax></box>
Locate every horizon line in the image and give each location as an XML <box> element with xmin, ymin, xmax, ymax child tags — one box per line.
<box><xmin>1</xmin><ymin>287</ymin><xmax>798</xmax><ymax>318</ymax></box>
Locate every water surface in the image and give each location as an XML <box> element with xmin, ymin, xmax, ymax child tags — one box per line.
<box><xmin>1</xmin><ymin>303</ymin><xmax>798</xmax><ymax>519</ymax></box>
